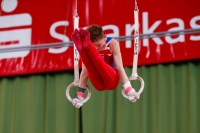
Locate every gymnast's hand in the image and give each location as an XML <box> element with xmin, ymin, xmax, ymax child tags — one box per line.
<box><xmin>72</xmin><ymin>97</ymin><xmax>84</xmax><ymax>108</ymax></box>
<box><xmin>126</xmin><ymin>89</ymin><xmax>140</xmax><ymax>102</ymax></box>
<box><xmin>123</xmin><ymin>81</ymin><xmax>140</xmax><ymax>102</ymax></box>
<box><xmin>72</xmin><ymin>91</ymin><xmax>85</xmax><ymax>108</ymax></box>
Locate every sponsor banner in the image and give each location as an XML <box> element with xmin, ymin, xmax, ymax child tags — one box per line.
<box><xmin>0</xmin><ymin>0</ymin><xmax>200</xmax><ymax>76</ymax></box>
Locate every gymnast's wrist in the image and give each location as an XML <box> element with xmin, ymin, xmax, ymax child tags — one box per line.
<box><xmin>78</xmin><ymin>87</ymin><xmax>86</xmax><ymax>93</ymax></box>
<box><xmin>76</xmin><ymin>87</ymin><xmax>86</xmax><ymax>100</ymax></box>
<box><xmin>122</xmin><ymin>81</ymin><xmax>131</xmax><ymax>89</ymax></box>
<box><xmin>123</xmin><ymin>81</ymin><xmax>135</xmax><ymax>94</ymax></box>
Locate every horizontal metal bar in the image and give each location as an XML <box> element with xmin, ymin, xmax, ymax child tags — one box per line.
<box><xmin>115</xmin><ymin>28</ymin><xmax>200</xmax><ymax>41</ymax></box>
<box><xmin>0</xmin><ymin>28</ymin><xmax>199</xmax><ymax>53</ymax></box>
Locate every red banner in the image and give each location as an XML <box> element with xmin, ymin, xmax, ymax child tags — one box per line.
<box><xmin>0</xmin><ymin>0</ymin><xmax>200</xmax><ymax>76</ymax></box>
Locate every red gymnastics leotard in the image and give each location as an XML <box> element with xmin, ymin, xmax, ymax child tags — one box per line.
<box><xmin>79</xmin><ymin>37</ymin><xmax>120</xmax><ymax>91</ymax></box>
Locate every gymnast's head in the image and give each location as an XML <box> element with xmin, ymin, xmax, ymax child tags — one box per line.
<box><xmin>86</xmin><ymin>24</ymin><xmax>107</xmax><ymax>51</ymax></box>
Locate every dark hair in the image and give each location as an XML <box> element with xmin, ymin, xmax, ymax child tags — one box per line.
<box><xmin>86</xmin><ymin>24</ymin><xmax>104</xmax><ymax>42</ymax></box>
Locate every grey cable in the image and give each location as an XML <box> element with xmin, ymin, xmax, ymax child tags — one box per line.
<box><xmin>0</xmin><ymin>28</ymin><xmax>199</xmax><ymax>53</ymax></box>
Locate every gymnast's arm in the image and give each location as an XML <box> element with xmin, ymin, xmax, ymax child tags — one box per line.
<box><xmin>110</xmin><ymin>39</ymin><xmax>129</xmax><ymax>84</ymax></box>
<box><xmin>72</xmin><ymin>63</ymin><xmax>88</xmax><ymax>107</ymax></box>
<box><xmin>79</xmin><ymin>63</ymin><xmax>88</xmax><ymax>89</ymax></box>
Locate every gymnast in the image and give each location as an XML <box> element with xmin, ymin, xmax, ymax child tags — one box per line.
<box><xmin>71</xmin><ymin>24</ymin><xmax>139</xmax><ymax>108</ymax></box>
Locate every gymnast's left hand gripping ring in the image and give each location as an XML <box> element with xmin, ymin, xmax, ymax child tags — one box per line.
<box><xmin>121</xmin><ymin>76</ymin><xmax>144</xmax><ymax>99</ymax></box>
<box><xmin>66</xmin><ymin>82</ymin><xmax>91</xmax><ymax>104</ymax></box>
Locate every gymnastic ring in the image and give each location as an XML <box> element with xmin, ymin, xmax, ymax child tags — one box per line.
<box><xmin>66</xmin><ymin>82</ymin><xmax>91</xmax><ymax>104</ymax></box>
<box><xmin>121</xmin><ymin>76</ymin><xmax>144</xmax><ymax>99</ymax></box>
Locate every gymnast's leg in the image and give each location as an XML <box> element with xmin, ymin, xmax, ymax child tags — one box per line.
<box><xmin>79</xmin><ymin>28</ymin><xmax>120</xmax><ymax>90</ymax></box>
<box><xmin>72</xmin><ymin>29</ymin><xmax>106</xmax><ymax>91</ymax></box>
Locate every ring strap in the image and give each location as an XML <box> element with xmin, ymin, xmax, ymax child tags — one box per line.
<box><xmin>131</xmin><ymin>3</ymin><xmax>139</xmax><ymax>79</ymax></box>
<box><xmin>73</xmin><ymin>5</ymin><xmax>80</xmax><ymax>86</ymax></box>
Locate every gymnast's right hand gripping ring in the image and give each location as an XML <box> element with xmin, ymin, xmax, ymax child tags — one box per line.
<box><xmin>121</xmin><ymin>75</ymin><xmax>144</xmax><ymax>99</ymax></box>
<box><xmin>66</xmin><ymin>82</ymin><xmax>91</xmax><ymax>104</ymax></box>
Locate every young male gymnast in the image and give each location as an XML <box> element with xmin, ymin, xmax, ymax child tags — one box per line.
<box><xmin>71</xmin><ymin>24</ymin><xmax>139</xmax><ymax>108</ymax></box>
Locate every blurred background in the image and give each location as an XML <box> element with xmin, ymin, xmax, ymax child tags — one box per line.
<box><xmin>0</xmin><ymin>0</ymin><xmax>200</xmax><ymax>133</ymax></box>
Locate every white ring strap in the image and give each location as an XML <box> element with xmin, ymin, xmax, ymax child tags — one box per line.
<box><xmin>73</xmin><ymin>3</ymin><xmax>80</xmax><ymax>86</ymax></box>
<box><xmin>123</xmin><ymin>2</ymin><xmax>144</xmax><ymax>97</ymax></box>
<box><xmin>131</xmin><ymin>5</ymin><xmax>139</xmax><ymax>79</ymax></box>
